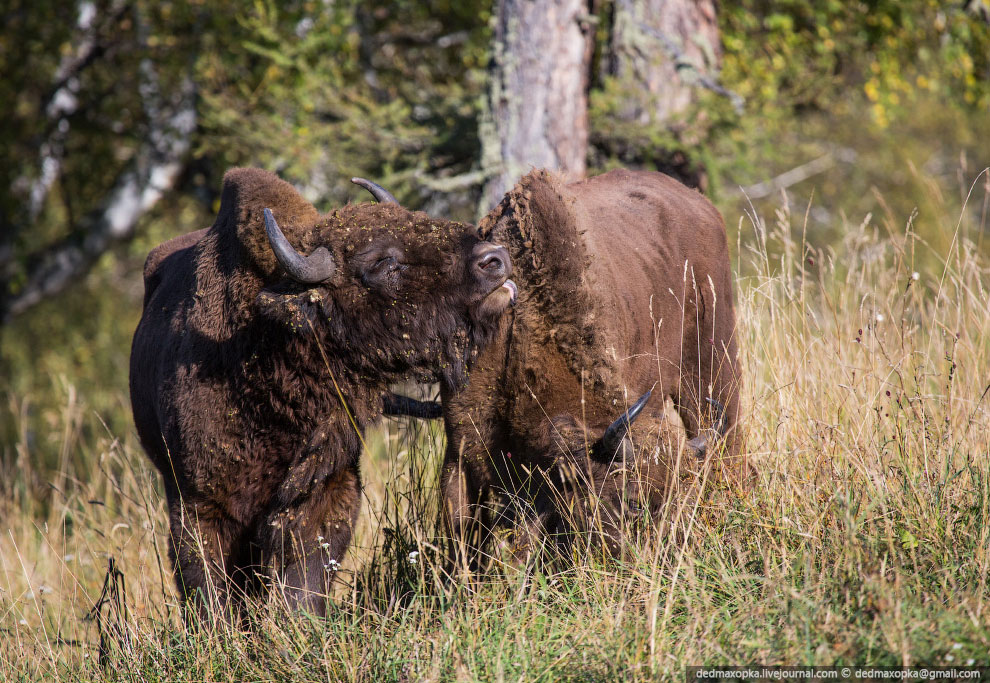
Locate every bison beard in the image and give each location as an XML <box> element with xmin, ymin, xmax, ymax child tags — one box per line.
<box><xmin>129</xmin><ymin>167</ymin><xmax>513</xmax><ymax>620</ymax></box>
<box><xmin>430</xmin><ymin>168</ymin><xmax>753</xmax><ymax>567</ymax></box>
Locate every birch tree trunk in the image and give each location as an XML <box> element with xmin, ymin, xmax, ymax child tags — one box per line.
<box><xmin>480</xmin><ymin>0</ymin><xmax>596</xmax><ymax>212</ymax></box>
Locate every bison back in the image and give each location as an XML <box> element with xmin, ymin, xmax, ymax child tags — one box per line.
<box><xmin>570</xmin><ymin>169</ymin><xmax>733</xmax><ymax>392</ymax></box>
<box><xmin>130</xmin><ymin>230</ymin><xmax>203</xmax><ymax>474</ymax></box>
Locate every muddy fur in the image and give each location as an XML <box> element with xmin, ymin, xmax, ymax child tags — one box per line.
<box><xmin>130</xmin><ymin>168</ymin><xmax>512</xmax><ymax>619</ymax></box>
<box><xmin>441</xmin><ymin>168</ymin><xmax>751</xmax><ymax>564</ymax></box>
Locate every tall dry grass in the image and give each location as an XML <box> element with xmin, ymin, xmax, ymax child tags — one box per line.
<box><xmin>2</xmin><ymin>172</ymin><xmax>989</xmax><ymax>681</ymax></box>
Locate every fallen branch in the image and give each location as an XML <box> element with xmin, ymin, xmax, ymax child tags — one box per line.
<box><xmin>417</xmin><ymin>168</ymin><xmax>492</xmax><ymax>193</ymax></box>
<box><xmin>736</xmin><ymin>148</ymin><xmax>858</xmax><ymax>200</ymax></box>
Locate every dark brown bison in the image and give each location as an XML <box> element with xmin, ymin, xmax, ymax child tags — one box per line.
<box><xmin>428</xmin><ymin>168</ymin><xmax>751</xmax><ymax>562</ymax></box>
<box><xmin>129</xmin><ymin>167</ymin><xmax>514</xmax><ymax>616</ymax></box>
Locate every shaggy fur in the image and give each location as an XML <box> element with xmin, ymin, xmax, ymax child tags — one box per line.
<box><xmin>439</xmin><ymin>168</ymin><xmax>751</xmax><ymax>561</ymax></box>
<box><xmin>130</xmin><ymin>168</ymin><xmax>512</xmax><ymax>618</ymax></box>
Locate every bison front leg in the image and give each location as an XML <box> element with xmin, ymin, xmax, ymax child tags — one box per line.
<box><xmin>261</xmin><ymin>464</ymin><xmax>361</xmax><ymax>617</ymax></box>
<box><xmin>439</xmin><ymin>453</ymin><xmax>492</xmax><ymax>573</ymax></box>
<box><xmin>166</xmin><ymin>491</ymin><xmax>242</xmax><ymax>625</ymax></box>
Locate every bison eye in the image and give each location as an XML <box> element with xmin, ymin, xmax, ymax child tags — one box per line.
<box><xmin>361</xmin><ymin>252</ymin><xmax>408</xmax><ymax>291</ymax></box>
<box><xmin>374</xmin><ymin>255</ymin><xmax>403</xmax><ymax>273</ymax></box>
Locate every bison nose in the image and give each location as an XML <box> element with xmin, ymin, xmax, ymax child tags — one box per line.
<box><xmin>471</xmin><ymin>243</ymin><xmax>511</xmax><ymax>281</ymax></box>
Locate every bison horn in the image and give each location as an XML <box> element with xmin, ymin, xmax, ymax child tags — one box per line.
<box><xmin>686</xmin><ymin>397</ymin><xmax>728</xmax><ymax>458</ymax></box>
<box><xmin>351</xmin><ymin>177</ymin><xmax>398</xmax><ymax>204</ymax></box>
<box><xmin>598</xmin><ymin>390</ymin><xmax>652</xmax><ymax>459</ymax></box>
<box><xmin>382</xmin><ymin>392</ymin><xmax>442</xmax><ymax>419</ymax></box>
<box><xmin>264</xmin><ymin>208</ymin><xmax>336</xmax><ymax>283</ymax></box>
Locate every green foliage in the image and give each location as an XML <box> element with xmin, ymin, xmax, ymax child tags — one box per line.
<box><xmin>590</xmin><ymin>0</ymin><xmax>990</xmax><ymax>223</ymax></box>
<box><xmin>708</xmin><ymin>1</ymin><xmax>990</xmax><ymax>274</ymax></box>
<box><xmin>720</xmin><ymin>0</ymin><xmax>990</xmax><ymax>124</ymax></box>
<box><xmin>195</xmin><ymin>0</ymin><xmax>491</xmax><ymax>210</ymax></box>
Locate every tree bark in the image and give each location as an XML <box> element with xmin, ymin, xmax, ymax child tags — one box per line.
<box><xmin>606</xmin><ymin>0</ymin><xmax>723</xmax><ymax>125</ymax></box>
<box><xmin>480</xmin><ymin>0</ymin><xmax>596</xmax><ymax>212</ymax></box>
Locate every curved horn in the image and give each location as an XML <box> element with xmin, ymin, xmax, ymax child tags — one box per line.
<box><xmin>707</xmin><ymin>396</ymin><xmax>727</xmax><ymax>437</ymax></box>
<box><xmin>351</xmin><ymin>177</ymin><xmax>398</xmax><ymax>204</ymax></box>
<box><xmin>264</xmin><ymin>208</ymin><xmax>336</xmax><ymax>283</ymax></box>
<box><xmin>597</xmin><ymin>390</ymin><xmax>652</xmax><ymax>458</ymax></box>
<box><xmin>686</xmin><ymin>397</ymin><xmax>728</xmax><ymax>458</ymax></box>
<box><xmin>382</xmin><ymin>392</ymin><xmax>442</xmax><ymax>420</ymax></box>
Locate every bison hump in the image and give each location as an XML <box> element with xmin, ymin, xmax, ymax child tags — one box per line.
<box><xmin>481</xmin><ymin>169</ymin><xmax>612</xmax><ymax>388</ymax></box>
<box><xmin>214</xmin><ymin>167</ymin><xmax>321</xmax><ymax>277</ymax></box>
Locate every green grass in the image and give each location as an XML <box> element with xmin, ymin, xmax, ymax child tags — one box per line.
<box><xmin>3</xmin><ymin>172</ymin><xmax>990</xmax><ymax>681</ymax></box>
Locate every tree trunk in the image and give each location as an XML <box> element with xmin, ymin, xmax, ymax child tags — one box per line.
<box><xmin>480</xmin><ymin>0</ymin><xmax>595</xmax><ymax>212</ymax></box>
<box><xmin>606</xmin><ymin>0</ymin><xmax>721</xmax><ymax>125</ymax></box>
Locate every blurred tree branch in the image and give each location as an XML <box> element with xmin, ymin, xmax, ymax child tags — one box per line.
<box><xmin>1</xmin><ymin>1</ymin><xmax>197</xmax><ymax>324</ymax></box>
<box><xmin>28</xmin><ymin>1</ymin><xmax>130</xmax><ymax>224</ymax></box>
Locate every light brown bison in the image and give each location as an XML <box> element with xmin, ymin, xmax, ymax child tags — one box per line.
<box><xmin>431</xmin><ymin>168</ymin><xmax>750</xmax><ymax>562</ymax></box>
<box><xmin>129</xmin><ymin>168</ymin><xmax>514</xmax><ymax>617</ymax></box>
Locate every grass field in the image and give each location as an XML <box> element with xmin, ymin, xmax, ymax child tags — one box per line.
<box><xmin>3</xmin><ymin>174</ymin><xmax>990</xmax><ymax>681</ymax></box>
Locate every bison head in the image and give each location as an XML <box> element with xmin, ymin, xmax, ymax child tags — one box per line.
<box><xmin>219</xmin><ymin>168</ymin><xmax>515</xmax><ymax>389</ymax></box>
<box><xmin>534</xmin><ymin>394</ymin><xmax>728</xmax><ymax>555</ymax></box>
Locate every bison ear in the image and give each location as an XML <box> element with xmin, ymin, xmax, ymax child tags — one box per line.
<box><xmin>214</xmin><ymin>167</ymin><xmax>322</xmax><ymax>277</ymax></box>
<box><xmin>255</xmin><ymin>286</ymin><xmax>328</xmax><ymax>330</ymax></box>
